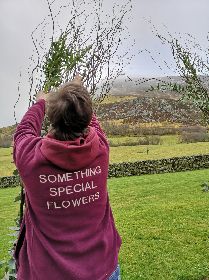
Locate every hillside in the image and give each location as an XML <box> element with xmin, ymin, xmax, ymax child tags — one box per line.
<box><xmin>0</xmin><ymin>76</ymin><xmax>205</xmax><ymax>144</ymax></box>
<box><xmin>96</xmin><ymin>76</ymin><xmax>203</xmax><ymax>124</ymax></box>
<box><xmin>109</xmin><ymin>76</ymin><xmax>184</xmax><ymax>96</ymax></box>
<box><xmin>98</xmin><ymin>92</ymin><xmax>202</xmax><ymax>125</ymax></box>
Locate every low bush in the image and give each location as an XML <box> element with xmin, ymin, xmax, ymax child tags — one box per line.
<box><xmin>101</xmin><ymin>121</ymin><xmax>132</xmax><ymax>136</ymax></box>
<box><xmin>180</xmin><ymin>125</ymin><xmax>207</xmax><ymax>134</ymax></box>
<box><xmin>138</xmin><ymin>135</ymin><xmax>161</xmax><ymax>145</ymax></box>
<box><xmin>109</xmin><ymin>139</ymin><xmax>140</xmax><ymax>147</ymax></box>
<box><xmin>179</xmin><ymin>126</ymin><xmax>209</xmax><ymax>143</ymax></box>
<box><xmin>180</xmin><ymin>132</ymin><xmax>209</xmax><ymax>143</ymax></box>
<box><xmin>0</xmin><ymin>135</ymin><xmax>12</xmax><ymax>148</ymax></box>
<box><xmin>109</xmin><ymin>135</ymin><xmax>161</xmax><ymax>147</ymax></box>
<box><xmin>101</xmin><ymin>121</ymin><xmax>180</xmax><ymax>137</ymax></box>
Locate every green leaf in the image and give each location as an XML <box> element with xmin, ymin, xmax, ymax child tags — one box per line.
<box><xmin>8</xmin><ymin>258</ymin><xmax>16</xmax><ymax>270</ymax></box>
<box><xmin>13</xmin><ymin>169</ymin><xmax>18</xmax><ymax>176</ymax></box>
<box><xmin>0</xmin><ymin>260</ymin><xmax>6</xmax><ymax>268</ymax></box>
<box><xmin>14</xmin><ymin>194</ymin><xmax>21</xmax><ymax>202</ymax></box>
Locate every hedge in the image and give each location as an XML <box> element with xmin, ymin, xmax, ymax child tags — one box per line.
<box><xmin>1</xmin><ymin>154</ymin><xmax>209</xmax><ymax>188</ymax></box>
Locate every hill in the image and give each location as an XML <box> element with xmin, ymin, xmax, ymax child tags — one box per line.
<box><xmin>109</xmin><ymin>76</ymin><xmax>184</xmax><ymax>96</ymax></box>
<box><xmin>0</xmin><ymin>76</ymin><xmax>205</xmax><ymax>144</ymax></box>
<box><xmin>97</xmin><ymin>76</ymin><xmax>202</xmax><ymax>125</ymax></box>
<box><xmin>98</xmin><ymin>92</ymin><xmax>202</xmax><ymax>125</ymax></box>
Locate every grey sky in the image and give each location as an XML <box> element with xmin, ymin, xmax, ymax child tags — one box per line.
<box><xmin>0</xmin><ymin>0</ymin><xmax>209</xmax><ymax>127</ymax></box>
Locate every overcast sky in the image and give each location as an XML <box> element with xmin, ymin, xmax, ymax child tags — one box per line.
<box><xmin>0</xmin><ymin>0</ymin><xmax>209</xmax><ymax>127</ymax></box>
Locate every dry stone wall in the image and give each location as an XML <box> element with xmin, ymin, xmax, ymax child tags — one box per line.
<box><xmin>1</xmin><ymin>154</ymin><xmax>209</xmax><ymax>188</ymax></box>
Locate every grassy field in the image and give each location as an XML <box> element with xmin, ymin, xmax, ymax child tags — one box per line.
<box><xmin>0</xmin><ymin>169</ymin><xmax>209</xmax><ymax>279</ymax></box>
<box><xmin>109</xmin><ymin>135</ymin><xmax>179</xmax><ymax>146</ymax></box>
<box><xmin>110</xmin><ymin>141</ymin><xmax>209</xmax><ymax>163</ymax></box>
<box><xmin>0</xmin><ymin>148</ymin><xmax>15</xmax><ymax>177</ymax></box>
<box><xmin>1</xmin><ymin>139</ymin><xmax>209</xmax><ymax>176</ymax></box>
<box><xmin>0</xmin><ymin>187</ymin><xmax>19</xmax><ymax>278</ymax></box>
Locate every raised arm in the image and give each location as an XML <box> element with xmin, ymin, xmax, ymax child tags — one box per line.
<box><xmin>13</xmin><ymin>97</ymin><xmax>46</xmax><ymax>171</ymax></box>
<box><xmin>89</xmin><ymin>113</ymin><xmax>109</xmax><ymax>149</ymax></box>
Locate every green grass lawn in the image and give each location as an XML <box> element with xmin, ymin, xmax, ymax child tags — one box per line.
<box><xmin>108</xmin><ymin>170</ymin><xmax>209</xmax><ymax>279</ymax></box>
<box><xmin>109</xmin><ymin>135</ymin><xmax>180</xmax><ymax>146</ymax></box>
<box><xmin>0</xmin><ymin>170</ymin><xmax>209</xmax><ymax>279</ymax></box>
<box><xmin>0</xmin><ymin>147</ymin><xmax>15</xmax><ymax>177</ymax></box>
<box><xmin>110</xmin><ymin>141</ymin><xmax>209</xmax><ymax>163</ymax></box>
<box><xmin>0</xmin><ymin>187</ymin><xmax>19</xmax><ymax>278</ymax></box>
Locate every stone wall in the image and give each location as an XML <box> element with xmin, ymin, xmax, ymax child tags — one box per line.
<box><xmin>1</xmin><ymin>154</ymin><xmax>209</xmax><ymax>188</ymax></box>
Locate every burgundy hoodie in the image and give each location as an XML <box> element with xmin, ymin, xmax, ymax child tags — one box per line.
<box><xmin>13</xmin><ymin>99</ymin><xmax>122</xmax><ymax>280</ymax></box>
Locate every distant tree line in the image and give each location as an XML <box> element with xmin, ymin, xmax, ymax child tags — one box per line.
<box><xmin>0</xmin><ymin>135</ymin><xmax>12</xmax><ymax>148</ymax></box>
<box><xmin>0</xmin><ymin>125</ymin><xmax>16</xmax><ymax>148</ymax></box>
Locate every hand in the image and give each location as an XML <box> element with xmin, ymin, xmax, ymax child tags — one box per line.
<box><xmin>71</xmin><ymin>73</ymin><xmax>83</xmax><ymax>86</ymax></box>
<box><xmin>36</xmin><ymin>91</ymin><xmax>48</xmax><ymax>102</ymax></box>
<box><xmin>58</xmin><ymin>74</ymin><xmax>83</xmax><ymax>91</ymax></box>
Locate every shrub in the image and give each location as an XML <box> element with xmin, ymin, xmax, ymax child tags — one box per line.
<box><xmin>180</xmin><ymin>132</ymin><xmax>209</xmax><ymax>143</ymax></box>
<box><xmin>108</xmin><ymin>135</ymin><xmax>161</xmax><ymax>147</ymax></box>
<box><xmin>179</xmin><ymin>126</ymin><xmax>209</xmax><ymax>143</ymax></box>
<box><xmin>109</xmin><ymin>139</ymin><xmax>140</xmax><ymax>147</ymax></box>
<box><xmin>138</xmin><ymin>135</ymin><xmax>161</xmax><ymax>145</ymax></box>
<box><xmin>101</xmin><ymin>120</ymin><xmax>180</xmax><ymax>137</ymax></box>
<box><xmin>180</xmin><ymin>125</ymin><xmax>207</xmax><ymax>134</ymax></box>
<box><xmin>0</xmin><ymin>135</ymin><xmax>12</xmax><ymax>148</ymax></box>
<box><xmin>101</xmin><ymin>121</ymin><xmax>131</xmax><ymax>136</ymax></box>
<box><xmin>131</xmin><ymin>125</ymin><xmax>178</xmax><ymax>136</ymax></box>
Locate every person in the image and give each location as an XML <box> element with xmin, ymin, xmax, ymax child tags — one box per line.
<box><xmin>13</xmin><ymin>74</ymin><xmax>122</xmax><ymax>280</ymax></box>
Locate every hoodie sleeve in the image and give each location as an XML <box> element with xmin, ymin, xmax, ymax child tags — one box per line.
<box><xmin>89</xmin><ymin>114</ymin><xmax>109</xmax><ymax>149</ymax></box>
<box><xmin>13</xmin><ymin>99</ymin><xmax>45</xmax><ymax>171</ymax></box>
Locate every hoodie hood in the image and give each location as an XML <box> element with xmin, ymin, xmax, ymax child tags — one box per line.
<box><xmin>40</xmin><ymin>127</ymin><xmax>100</xmax><ymax>171</ymax></box>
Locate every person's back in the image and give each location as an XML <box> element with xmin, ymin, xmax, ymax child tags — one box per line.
<box><xmin>13</xmin><ymin>76</ymin><xmax>122</xmax><ymax>280</ymax></box>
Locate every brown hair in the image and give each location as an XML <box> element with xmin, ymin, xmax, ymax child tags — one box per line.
<box><xmin>47</xmin><ymin>82</ymin><xmax>93</xmax><ymax>141</ymax></box>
